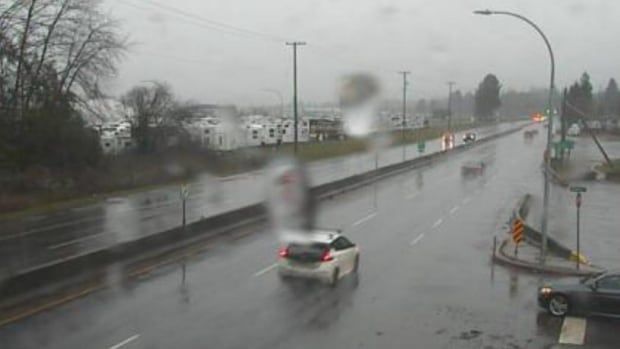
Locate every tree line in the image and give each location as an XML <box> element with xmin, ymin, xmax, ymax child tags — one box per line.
<box><xmin>564</xmin><ymin>73</ymin><xmax>620</xmax><ymax>124</ymax></box>
<box><xmin>414</xmin><ymin>73</ymin><xmax>620</xmax><ymax>123</ymax></box>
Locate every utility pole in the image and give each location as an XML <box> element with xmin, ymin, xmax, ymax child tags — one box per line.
<box><xmin>399</xmin><ymin>71</ymin><xmax>410</xmax><ymax>161</ymax></box>
<box><xmin>286</xmin><ymin>41</ymin><xmax>306</xmax><ymax>155</ymax></box>
<box><xmin>447</xmin><ymin>81</ymin><xmax>455</xmax><ymax>132</ymax></box>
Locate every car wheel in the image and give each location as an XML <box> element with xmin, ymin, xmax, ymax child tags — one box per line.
<box><xmin>548</xmin><ymin>294</ymin><xmax>570</xmax><ymax>317</ymax></box>
<box><xmin>329</xmin><ymin>268</ymin><xmax>339</xmax><ymax>288</ymax></box>
<box><xmin>353</xmin><ymin>255</ymin><xmax>360</xmax><ymax>273</ymax></box>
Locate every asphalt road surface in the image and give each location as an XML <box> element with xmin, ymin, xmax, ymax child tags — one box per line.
<box><xmin>0</xmin><ymin>122</ymin><xmax>523</xmax><ymax>278</ymax></box>
<box><xmin>2</xmin><ymin>123</ymin><xmax>618</xmax><ymax>348</ymax></box>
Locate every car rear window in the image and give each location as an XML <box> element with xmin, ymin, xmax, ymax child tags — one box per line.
<box><xmin>287</xmin><ymin>243</ymin><xmax>329</xmax><ymax>262</ymax></box>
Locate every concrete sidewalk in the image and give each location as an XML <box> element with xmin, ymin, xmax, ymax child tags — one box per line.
<box><xmin>528</xmin><ymin>134</ymin><xmax>620</xmax><ymax>268</ymax></box>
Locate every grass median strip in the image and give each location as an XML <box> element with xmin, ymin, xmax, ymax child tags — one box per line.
<box><xmin>1</xmin><ymin>121</ymin><xmax>505</xmax><ymax>219</ymax></box>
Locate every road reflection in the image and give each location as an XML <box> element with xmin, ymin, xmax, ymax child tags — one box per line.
<box><xmin>278</xmin><ymin>274</ymin><xmax>360</xmax><ymax>330</ymax></box>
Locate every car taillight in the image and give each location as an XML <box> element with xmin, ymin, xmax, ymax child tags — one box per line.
<box><xmin>278</xmin><ymin>247</ymin><xmax>289</xmax><ymax>258</ymax></box>
<box><xmin>320</xmin><ymin>250</ymin><xmax>333</xmax><ymax>262</ymax></box>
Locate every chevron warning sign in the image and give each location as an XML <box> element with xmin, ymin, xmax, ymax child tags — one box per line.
<box><xmin>512</xmin><ymin>218</ymin><xmax>524</xmax><ymax>244</ymax></box>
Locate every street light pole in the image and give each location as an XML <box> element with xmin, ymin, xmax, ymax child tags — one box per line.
<box><xmin>447</xmin><ymin>81</ymin><xmax>455</xmax><ymax>132</ymax></box>
<box><xmin>474</xmin><ymin>9</ymin><xmax>555</xmax><ymax>265</ymax></box>
<box><xmin>286</xmin><ymin>41</ymin><xmax>306</xmax><ymax>155</ymax></box>
<box><xmin>398</xmin><ymin>71</ymin><xmax>410</xmax><ymax>161</ymax></box>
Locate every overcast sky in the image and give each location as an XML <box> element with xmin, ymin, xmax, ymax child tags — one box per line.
<box><xmin>104</xmin><ymin>0</ymin><xmax>619</xmax><ymax>106</ymax></box>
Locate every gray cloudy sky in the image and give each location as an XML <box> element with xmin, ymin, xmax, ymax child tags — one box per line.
<box><xmin>105</xmin><ymin>0</ymin><xmax>619</xmax><ymax>106</ymax></box>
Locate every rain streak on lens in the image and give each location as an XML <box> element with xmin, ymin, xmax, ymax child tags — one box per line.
<box><xmin>339</xmin><ymin>73</ymin><xmax>381</xmax><ymax>138</ymax></box>
<box><xmin>264</xmin><ymin>156</ymin><xmax>316</xmax><ymax>239</ymax></box>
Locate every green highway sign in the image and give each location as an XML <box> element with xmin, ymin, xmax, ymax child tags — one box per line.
<box><xmin>554</xmin><ymin>140</ymin><xmax>575</xmax><ymax>150</ymax></box>
<box><xmin>417</xmin><ymin>141</ymin><xmax>426</xmax><ymax>153</ymax></box>
<box><xmin>570</xmin><ymin>186</ymin><xmax>587</xmax><ymax>193</ymax></box>
<box><xmin>561</xmin><ymin>140</ymin><xmax>575</xmax><ymax>150</ymax></box>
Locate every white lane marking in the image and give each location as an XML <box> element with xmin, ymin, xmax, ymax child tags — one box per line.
<box><xmin>253</xmin><ymin>263</ymin><xmax>277</xmax><ymax>277</ymax></box>
<box><xmin>109</xmin><ymin>334</ymin><xmax>140</xmax><ymax>349</ymax></box>
<box><xmin>558</xmin><ymin>316</ymin><xmax>587</xmax><ymax>345</ymax></box>
<box><xmin>462</xmin><ymin>197</ymin><xmax>472</xmax><ymax>205</ymax></box>
<box><xmin>352</xmin><ymin>212</ymin><xmax>377</xmax><ymax>227</ymax></box>
<box><xmin>410</xmin><ymin>233</ymin><xmax>424</xmax><ymax>246</ymax></box>
<box><xmin>48</xmin><ymin>232</ymin><xmax>107</xmax><ymax>250</ymax></box>
<box><xmin>449</xmin><ymin>206</ymin><xmax>459</xmax><ymax>215</ymax></box>
<box><xmin>432</xmin><ymin>218</ymin><xmax>443</xmax><ymax>229</ymax></box>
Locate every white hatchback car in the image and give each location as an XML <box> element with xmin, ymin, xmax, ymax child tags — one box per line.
<box><xmin>277</xmin><ymin>231</ymin><xmax>360</xmax><ymax>286</ymax></box>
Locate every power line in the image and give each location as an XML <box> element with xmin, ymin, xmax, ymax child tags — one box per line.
<box><xmin>117</xmin><ymin>1</ymin><xmax>267</xmax><ymax>42</ymax></box>
<box><xmin>121</xmin><ymin>0</ymin><xmax>288</xmax><ymax>43</ymax></box>
<box><xmin>119</xmin><ymin>0</ymin><xmax>394</xmax><ymax>77</ymax></box>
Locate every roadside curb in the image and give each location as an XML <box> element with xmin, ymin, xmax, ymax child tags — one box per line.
<box><xmin>493</xmin><ymin>238</ymin><xmax>600</xmax><ymax>277</ymax></box>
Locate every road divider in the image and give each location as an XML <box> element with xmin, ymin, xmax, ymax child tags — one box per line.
<box><xmin>0</xmin><ymin>122</ymin><xmax>531</xmax><ymax>311</ymax></box>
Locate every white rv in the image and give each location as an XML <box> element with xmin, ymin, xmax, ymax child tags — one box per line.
<box><xmin>280</xmin><ymin>118</ymin><xmax>309</xmax><ymax>143</ymax></box>
<box><xmin>99</xmin><ymin>123</ymin><xmax>134</xmax><ymax>155</ymax></box>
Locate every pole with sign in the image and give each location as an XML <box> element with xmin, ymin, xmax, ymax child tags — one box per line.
<box><xmin>181</xmin><ymin>184</ymin><xmax>189</xmax><ymax>228</ymax></box>
<box><xmin>570</xmin><ymin>186</ymin><xmax>586</xmax><ymax>270</ymax></box>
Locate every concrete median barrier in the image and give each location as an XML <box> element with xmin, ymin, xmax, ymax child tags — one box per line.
<box><xmin>1</xmin><ymin>123</ymin><xmax>530</xmax><ymax>299</ymax></box>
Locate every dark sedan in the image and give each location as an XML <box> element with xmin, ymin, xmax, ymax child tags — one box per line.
<box><xmin>538</xmin><ymin>272</ymin><xmax>620</xmax><ymax>317</ymax></box>
<box><xmin>463</xmin><ymin>132</ymin><xmax>476</xmax><ymax>143</ymax></box>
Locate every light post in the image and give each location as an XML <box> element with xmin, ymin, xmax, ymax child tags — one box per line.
<box><xmin>398</xmin><ymin>71</ymin><xmax>411</xmax><ymax>161</ymax></box>
<box><xmin>447</xmin><ymin>81</ymin><xmax>455</xmax><ymax>132</ymax></box>
<box><xmin>474</xmin><ymin>9</ymin><xmax>555</xmax><ymax>265</ymax></box>
<box><xmin>286</xmin><ymin>41</ymin><xmax>306</xmax><ymax>155</ymax></box>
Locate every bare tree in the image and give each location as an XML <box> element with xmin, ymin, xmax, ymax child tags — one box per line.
<box><xmin>0</xmin><ymin>0</ymin><xmax>127</xmax><ymax>114</ymax></box>
<box><xmin>121</xmin><ymin>82</ymin><xmax>178</xmax><ymax>153</ymax></box>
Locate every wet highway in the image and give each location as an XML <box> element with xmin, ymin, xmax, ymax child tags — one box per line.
<box><xmin>0</xmin><ymin>122</ymin><xmax>525</xmax><ymax>278</ymax></box>
<box><xmin>2</xmin><ymin>123</ymin><xmax>619</xmax><ymax>348</ymax></box>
